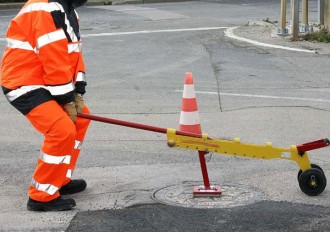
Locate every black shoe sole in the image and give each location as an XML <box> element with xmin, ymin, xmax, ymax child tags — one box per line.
<box><xmin>27</xmin><ymin>202</ymin><xmax>76</xmax><ymax>211</ymax></box>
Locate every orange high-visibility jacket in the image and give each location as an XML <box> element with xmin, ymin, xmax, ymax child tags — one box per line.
<box><xmin>1</xmin><ymin>0</ymin><xmax>87</xmax><ymax>115</ymax></box>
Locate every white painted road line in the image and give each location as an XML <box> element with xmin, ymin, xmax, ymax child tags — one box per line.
<box><xmin>0</xmin><ymin>26</ymin><xmax>318</xmax><ymax>56</ymax></box>
<box><xmin>82</xmin><ymin>27</ymin><xmax>228</xmax><ymax>37</ymax></box>
<box><xmin>0</xmin><ymin>27</ymin><xmax>226</xmax><ymax>42</ymax></box>
<box><xmin>176</xmin><ymin>90</ymin><xmax>330</xmax><ymax>103</ymax></box>
<box><xmin>224</xmin><ymin>27</ymin><xmax>317</xmax><ymax>54</ymax></box>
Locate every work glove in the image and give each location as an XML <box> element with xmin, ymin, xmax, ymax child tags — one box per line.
<box><xmin>74</xmin><ymin>93</ymin><xmax>84</xmax><ymax>114</ymax></box>
<box><xmin>63</xmin><ymin>102</ymin><xmax>77</xmax><ymax>122</ymax></box>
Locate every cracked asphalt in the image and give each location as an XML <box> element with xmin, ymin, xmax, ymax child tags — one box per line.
<box><xmin>1</xmin><ymin>0</ymin><xmax>330</xmax><ymax>231</ymax></box>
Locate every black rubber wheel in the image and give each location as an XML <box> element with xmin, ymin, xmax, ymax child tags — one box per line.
<box><xmin>297</xmin><ymin>164</ymin><xmax>324</xmax><ymax>181</ymax></box>
<box><xmin>298</xmin><ymin>168</ymin><xmax>327</xmax><ymax>196</ymax></box>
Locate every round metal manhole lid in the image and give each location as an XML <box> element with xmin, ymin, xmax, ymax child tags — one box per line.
<box><xmin>153</xmin><ymin>182</ymin><xmax>264</xmax><ymax>209</ymax></box>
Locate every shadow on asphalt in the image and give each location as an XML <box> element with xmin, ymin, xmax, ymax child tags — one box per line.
<box><xmin>67</xmin><ymin>201</ymin><xmax>330</xmax><ymax>231</ymax></box>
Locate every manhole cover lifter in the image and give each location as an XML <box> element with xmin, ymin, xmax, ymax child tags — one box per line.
<box><xmin>78</xmin><ymin>112</ymin><xmax>329</xmax><ymax>196</ymax></box>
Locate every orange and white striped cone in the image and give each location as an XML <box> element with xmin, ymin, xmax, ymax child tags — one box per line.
<box><xmin>179</xmin><ymin>72</ymin><xmax>202</xmax><ymax>134</ymax></box>
<box><xmin>179</xmin><ymin>72</ymin><xmax>221</xmax><ymax>197</ymax></box>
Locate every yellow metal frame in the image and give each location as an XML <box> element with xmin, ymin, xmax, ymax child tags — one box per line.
<box><xmin>167</xmin><ymin>128</ymin><xmax>312</xmax><ymax>172</ymax></box>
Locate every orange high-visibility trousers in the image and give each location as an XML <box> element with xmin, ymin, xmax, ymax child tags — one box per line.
<box><xmin>26</xmin><ymin>100</ymin><xmax>90</xmax><ymax>202</ymax></box>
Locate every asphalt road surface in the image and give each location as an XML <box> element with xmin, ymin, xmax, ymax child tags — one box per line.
<box><xmin>0</xmin><ymin>0</ymin><xmax>330</xmax><ymax>231</ymax></box>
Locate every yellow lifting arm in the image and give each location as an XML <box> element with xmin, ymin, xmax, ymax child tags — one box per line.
<box><xmin>166</xmin><ymin>128</ymin><xmax>312</xmax><ymax>172</ymax></box>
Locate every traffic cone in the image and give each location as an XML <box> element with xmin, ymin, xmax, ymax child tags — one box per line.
<box><xmin>179</xmin><ymin>72</ymin><xmax>221</xmax><ymax>197</ymax></box>
<box><xmin>179</xmin><ymin>72</ymin><xmax>202</xmax><ymax>134</ymax></box>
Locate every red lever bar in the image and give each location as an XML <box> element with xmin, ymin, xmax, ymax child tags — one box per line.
<box><xmin>296</xmin><ymin>139</ymin><xmax>330</xmax><ymax>154</ymax></box>
<box><xmin>78</xmin><ymin>113</ymin><xmax>204</xmax><ymax>139</ymax></box>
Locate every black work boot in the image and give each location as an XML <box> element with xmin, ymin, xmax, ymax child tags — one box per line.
<box><xmin>27</xmin><ymin>196</ymin><xmax>76</xmax><ymax>211</ymax></box>
<box><xmin>59</xmin><ymin>179</ymin><xmax>87</xmax><ymax>195</ymax></box>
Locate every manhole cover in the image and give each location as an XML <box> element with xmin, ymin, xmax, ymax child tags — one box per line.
<box><xmin>153</xmin><ymin>182</ymin><xmax>264</xmax><ymax>209</ymax></box>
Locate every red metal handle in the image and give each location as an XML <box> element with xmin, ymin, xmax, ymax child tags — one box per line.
<box><xmin>78</xmin><ymin>113</ymin><xmax>204</xmax><ymax>138</ymax></box>
<box><xmin>296</xmin><ymin>138</ymin><xmax>330</xmax><ymax>153</ymax></box>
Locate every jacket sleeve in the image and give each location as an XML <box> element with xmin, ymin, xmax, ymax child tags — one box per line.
<box><xmin>75</xmin><ymin>52</ymin><xmax>87</xmax><ymax>95</ymax></box>
<box><xmin>74</xmin><ymin>9</ymin><xmax>87</xmax><ymax>95</ymax></box>
<box><xmin>34</xmin><ymin>7</ymin><xmax>75</xmax><ymax>104</ymax></box>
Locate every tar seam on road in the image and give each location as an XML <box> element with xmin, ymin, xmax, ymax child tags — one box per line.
<box><xmin>202</xmin><ymin>43</ymin><xmax>224</xmax><ymax>112</ymax></box>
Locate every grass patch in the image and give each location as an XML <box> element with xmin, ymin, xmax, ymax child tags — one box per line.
<box><xmin>262</xmin><ymin>17</ymin><xmax>278</xmax><ymax>24</ymax></box>
<box><xmin>301</xmin><ymin>29</ymin><xmax>330</xmax><ymax>43</ymax></box>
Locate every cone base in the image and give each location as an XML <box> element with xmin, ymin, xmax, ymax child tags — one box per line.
<box><xmin>193</xmin><ymin>185</ymin><xmax>222</xmax><ymax>197</ymax></box>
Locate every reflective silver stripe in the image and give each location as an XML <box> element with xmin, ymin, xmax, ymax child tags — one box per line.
<box><xmin>47</xmin><ymin>81</ymin><xmax>74</xmax><ymax>96</ymax></box>
<box><xmin>68</xmin><ymin>42</ymin><xmax>82</xmax><ymax>53</ymax></box>
<box><xmin>5</xmin><ymin>82</ymin><xmax>74</xmax><ymax>102</ymax></box>
<box><xmin>76</xmin><ymin>72</ymin><xmax>86</xmax><ymax>82</ymax></box>
<box><xmin>61</xmin><ymin>9</ymin><xmax>78</xmax><ymax>43</ymax></box>
<box><xmin>37</xmin><ymin>30</ymin><xmax>67</xmax><ymax>49</ymax></box>
<box><xmin>74</xmin><ymin>140</ymin><xmax>83</xmax><ymax>150</ymax></box>
<box><xmin>31</xmin><ymin>179</ymin><xmax>59</xmax><ymax>195</ymax></box>
<box><xmin>6</xmin><ymin>38</ymin><xmax>35</xmax><ymax>51</ymax></box>
<box><xmin>7</xmin><ymin>37</ymin><xmax>80</xmax><ymax>54</ymax></box>
<box><xmin>66</xmin><ymin>169</ymin><xmax>73</xmax><ymax>178</ymax></box>
<box><xmin>63</xmin><ymin>11</ymin><xmax>78</xmax><ymax>42</ymax></box>
<box><xmin>40</xmin><ymin>152</ymin><xmax>71</xmax><ymax>165</ymax></box>
<box><xmin>17</xmin><ymin>2</ymin><xmax>63</xmax><ymax>17</ymax></box>
<box><xmin>74</xmin><ymin>10</ymin><xmax>79</xmax><ymax>21</ymax></box>
<box><xmin>5</xmin><ymin>85</ymin><xmax>44</xmax><ymax>102</ymax></box>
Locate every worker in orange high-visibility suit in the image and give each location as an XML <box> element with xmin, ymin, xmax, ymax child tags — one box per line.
<box><xmin>1</xmin><ymin>0</ymin><xmax>91</xmax><ymax>211</ymax></box>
